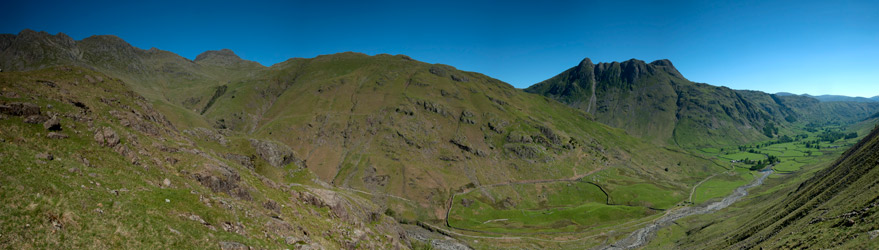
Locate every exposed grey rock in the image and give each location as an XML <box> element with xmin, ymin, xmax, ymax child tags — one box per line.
<box><xmin>43</xmin><ymin>115</ymin><xmax>61</xmax><ymax>130</ymax></box>
<box><xmin>223</xmin><ymin>153</ymin><xmax>254</xmax><ymax>169</ymax></box>
<box><xmin>415</xmin><ymin>99</ymin><xmax>450</xmax><ymax>116</ymax></box>
<box><xmin>218</xmin><ymin>241</ymin><xmax>249</xmax><ymax>250</ymax></box>
<box><xmin>285</xmin><ymin>235</ymin><xmax>305</xmax><ymax>245</ymax></box>
<box><xmin>459</xmin><ymin>110</ymin><xmax>476</xmax><ymax>124</ymax></box>
<box><xmin>506</xmin><ymin>131</ymin><xmax>533</xmax><ymax>143</ymax></box>
<box><xmin>429</xmin><ymin>66</ymin><xmax>448</xmax><ymax>77</ymax></box>
<box><xmin>93</xmin><ymin>127</ymin><xmax>120</xmax><ymax>147</ymax></box>
<box><xmin>24</xmin><ymin>115</ymin><xmax>48</xmax><ymax>124</ymax></box>
<box><xmin>192</xmin><ymin>163</ymin><xmax>250</xmax><ymax>200</ymax></box>
<box><xmin>450</xmin><ymin>74</ymin><xmax>469</xmax><ymax>82</ymax></box>
<box><xmin>249</xmin><ymin>139</ymin><xmax>303</xmax><ymax>168</ymax></box>
<box><xmin>263</xmin><ymin>199</ymin><xmax>281</xmax><ymax>214</ymax></box>
<box><xmin>504</xmin><ymin>144</ymin><xmax>545</xmax><ymax>160</ymax></box>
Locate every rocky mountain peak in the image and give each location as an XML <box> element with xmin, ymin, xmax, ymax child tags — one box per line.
<box><xmin>194</xmin><ymin>48</ymin><xmax>263</xmax><ymax>68</ymax></box>
<box><xmin>577</xmin><ymin>57</ymin><xmax>594</xmax><ymax>67</ymax></box>
<box><xmin>649</xmin><ymin>59</ymin><xmax>682</xmax><ymax>78</ymax></box>
<box><xmin>195</xmin><ymin>48</ymin><xmax>239</xmax><ymax>61</ymax></box>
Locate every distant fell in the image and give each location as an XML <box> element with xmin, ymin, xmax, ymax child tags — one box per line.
<box><xmin>527</xmin><ymin>57</ymin><xmax>879</xmax><ymax>147</ymax></box>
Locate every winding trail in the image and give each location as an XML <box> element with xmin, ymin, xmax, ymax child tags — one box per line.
<box><xmin>600</xmin><ymin>170</ymin><xmax>773</xmax><ymax>250</ymax></box>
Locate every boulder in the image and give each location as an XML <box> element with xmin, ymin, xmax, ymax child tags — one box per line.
<box><xmin>285</xmin><ymin>235</ymin><xmax>305</xmax><ymax>245</ymax></box>
<box><xmin>93</xmin><ymin>127</ymin><xmax>120</xmax><ymax>147</ymax></box>
<box><xmin>43</xmin><ymin>115</ymin><xmax>61</xmax><ymax>131</ymax></box>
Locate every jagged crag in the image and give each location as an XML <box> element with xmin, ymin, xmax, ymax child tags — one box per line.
<box><xmin>526</xmin><ymin>58</ymin><xmax>879</xmax><ymax>147</ymax></box>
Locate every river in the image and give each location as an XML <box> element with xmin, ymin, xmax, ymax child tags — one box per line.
<box><xmin>600</xmin><ymin>170</ymin><xmax>774</xmax><ymax>249</ymax></box>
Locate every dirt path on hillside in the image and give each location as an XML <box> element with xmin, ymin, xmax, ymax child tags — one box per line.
<box><xmin>599</xmin><ymin>170</ymin><xmax>773</xmax><ymax>250</ymax></box>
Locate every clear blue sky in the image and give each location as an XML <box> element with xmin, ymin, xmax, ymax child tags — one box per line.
<box><xmin>3</xmin><ymin>0</ymin><xmax>878</xmax><ymax>97</ymax></box>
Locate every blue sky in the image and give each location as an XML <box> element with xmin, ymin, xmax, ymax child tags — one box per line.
<box><xmin>3</xmin><ymin>0</ymin><xmax>878</xmax><ymax>97</ymax></box>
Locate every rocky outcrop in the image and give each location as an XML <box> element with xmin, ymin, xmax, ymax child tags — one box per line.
<box><xmin>43</xmin><ymin>115</ymin><xmax>61</xmax><ymax>131</ymax></box>
<box><xmin>293</xmin><ymin>188</ymin><xmax>354</xmax><ymax>222</ymax></box>
<box><xmin>0</xmin><ymin>102</ymin><xmax>40</xmax><ymax>116</ymax></box>
<box><xmin>93</xmin><ymin>127</ymin><xmax>121</xmax><ymax>147</ymax></box>
<box><xmin>249</xmin><ymin>139</ymin><xmax>303</xmax><ymax>168</ymax></box>
<box><xmin>223</xmin><ymin>153</ymin><xmax>254</xmax><ymax>169</ymax></box>
<box><xmin>192</xmin><ymin>163</ymin><xmax>251</xmax><ymax>200</ymax></box>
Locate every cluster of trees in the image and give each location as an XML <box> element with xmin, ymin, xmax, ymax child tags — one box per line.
<box><xmin>816</xmin><ymin>131</ymin><xmax>857</xmax><ymax>143</ymax></box>
<box><xmin>763</xmin><ymin>122</ymin><xmax>779</xmax><ymax>138</ymax></box>
<box><xmin>747</xmin><ymin>155</ymin><xmax>780</xmax><ymax>171</ymax></box>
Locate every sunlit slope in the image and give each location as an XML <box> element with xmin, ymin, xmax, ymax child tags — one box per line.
<box><xmin>526</xmin><ymin>58</ymin><xmax>879</xmax><ymax>147</ymax></box>
<box><xmin>200</xmin><ymin>52</ymin><xmax>719</xmax><ymax>220</ymax></box>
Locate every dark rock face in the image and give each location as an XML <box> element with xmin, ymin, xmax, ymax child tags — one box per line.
<box><xmin>0</xmin><ymin>102</ymin><xmax>41</xmax><ymax>116</ymax></box>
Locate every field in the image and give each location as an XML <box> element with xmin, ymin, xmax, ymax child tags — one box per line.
<box><xmin>690</xmin><ymin>124</ymin><xmax>862</xmax><ymax>203</ymax></box>
<box><xmin>446</xmin><ymin>174</ymin><xmax>676</xmax><ymax>234</ymax></box>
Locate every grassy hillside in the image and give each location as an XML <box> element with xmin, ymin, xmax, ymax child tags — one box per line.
<box><xmin>199</xmin><ymin>52</ymin><xmax>721</xmax><ymax>225</ymax></box>
<box><xmin>0</xmin><ymin>67</ymin><xmax>409</xmax><ymax>249</ymax></box>
<box><xmin>649</xmin><ymin>123</ymin><xmax>879</xmax><ymax>249</ymax></box>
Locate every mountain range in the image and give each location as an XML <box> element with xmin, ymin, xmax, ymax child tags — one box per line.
<box><xmin>526</xmin><ymin>58</ymin><xmax>879</xmax><ymax>147</ymax></box>
<box><xmin>775</xmin><ymin>92</ymin><xmax>879</xmax><ymax>103</ymax></box>
<box><xmin>2</xmin><ymin>29</ymin><xmax>879</xmax><ymax>249</ymax></box>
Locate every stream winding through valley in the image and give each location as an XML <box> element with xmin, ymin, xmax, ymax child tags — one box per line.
<box><xmin>601</xmin><ymin>170</ymin><xmax>774</xmax><ymax>249</ymax></box>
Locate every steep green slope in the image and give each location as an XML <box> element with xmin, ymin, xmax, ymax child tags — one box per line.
<box><xmin>525</xmin><ymin>58</ymin><xmax>879</xmax><ymax>147</ymax></box>
<box><xmin>0</xmin><ymin>67</ymin><xmax>417</xmax><ymax>249</ymax></box>
<box><xmin>675</xmin><ymin>123</ymin><xmax>879</xmax><ymax>249</ymax></box>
